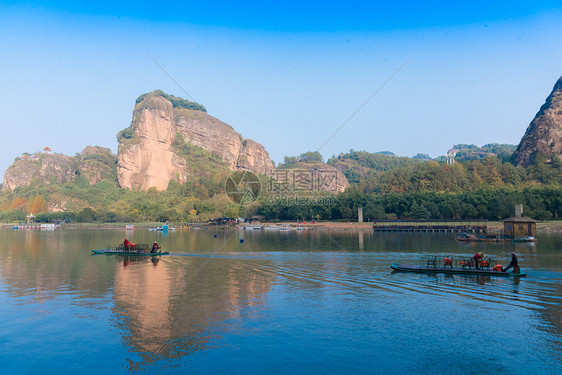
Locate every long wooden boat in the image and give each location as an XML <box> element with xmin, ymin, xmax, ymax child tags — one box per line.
<box><xmin>456</xmin><ymin>233</ymin><xmax>537</xmax><ymax>243</ymax></box>
<box><xmin>391</xmin><ymin>263</ymin><xmax>526</xmax><ymax>277</ymax></box>
<box><xmin>91</xmin><ymin>249</ymin><xmax>169</xmax><ymax>256</ymax></box>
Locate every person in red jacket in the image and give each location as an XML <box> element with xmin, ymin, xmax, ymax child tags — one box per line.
<box><xmin>151</xmin><ymin>242</ymin><xmax>160</xmax><ymax>253</ymax></box>
<box><xmin>123</xmin><ymin>239</ymin><xmax>131</xmax><ymax>250</ymax></box>
<box><xmin>472</xmin><ymin>252</ymin><xmax>485</xmax><ymax>269</ymax></box>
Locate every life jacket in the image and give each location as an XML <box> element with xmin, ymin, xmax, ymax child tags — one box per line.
<box><xmin>492</xmin><ymin>264</ymin><xmax>502</xmax><ymax>271</ymax></box>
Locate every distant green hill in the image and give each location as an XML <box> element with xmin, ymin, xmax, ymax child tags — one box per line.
<box><xmin>451</xmin><ymin>143</ymin><xmax>517</xmax><ymax>162</ymax></box>
<box><xmin>327</xmin><ymin>150</ymin><xmax>422</xmax><ymax>183</ymax></box>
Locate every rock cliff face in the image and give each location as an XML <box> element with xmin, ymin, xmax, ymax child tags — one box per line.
<box><xmin>2</xmin><ymin>147</ymin><xmax>117</xmax><ymax>191</ymax></box>
<box><xmin>117</xmin><ymin>91</ymin><xmax>274</xmax><ymax>191</ymax></box>
<box><xmin>238</xmin><ymin>139</ymin><xmax>274</xmax><ymax>173</ymax></box>
<box><xmin>3</xmin><ymin>159</ymin><xmax>40</xmax><ymax>191</ymax></box>
<box><xmin>79</xmin><ymin>146</ymin><xmax>117</xmax><ymax>185</ymax></box>
<box><xmin>3</xmin><ymin>153</ymin><xmax>74</xmax><ymax>191</ymax></box>
<box><xmin>117</xmin><ymin>96</ymin><xmax>186</xmax><ymax>191</ymax></box>
<box><xmin>173</xmin><ymin>106</ymin><xmax>243</xmax><ymax>170</ymax></box>
<box><xmin>513</xmin><ymin>76</ymin><xmax>562</xmax><ymax>167</ymax></box>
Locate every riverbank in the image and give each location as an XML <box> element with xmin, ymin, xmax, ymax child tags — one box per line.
<box><xmin>1</xmin><ymin>222</ymin><xmax>162</xmax><ymax>230</ymax></box>
<box><xmin>3</xmin><ymin>220</ymin><xmax>562</xmax><ymax>232</ymax></box>
<box><xmin>257</xmin><ymin>220</ymin><xmax>562</xmax><ymax>233</ymax></box>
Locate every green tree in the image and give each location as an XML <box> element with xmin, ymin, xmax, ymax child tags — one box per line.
<box><xmin>410</xmin><ymin>202</ymin><xmax>430</xmax><ymax>220</ymax></box>
<box><xmin>279</xmin><ymin>156</ymin><xmax>298</xmax><ymax>169</ymax></box>
<box><xmin>116</xmin><ymin>127</ymin><xmax>134</xmax><ymax>142</ymax></box>
<box><xmin>299</xmin><ymin>151</ymin><xmax>323</xmax><ymax>163</ymax></box>
<box><xmin>224</xmin><ymin>203</ymin><xmax>240</xmax><ymax>218</ymax></box>
<box><xmin>76</xmin><ymin>208</ymin><xmax>95</xmax><ymax>222</ymax></box>
<box><xmin>0</xmin><ymin>209</ymin><xmax>26</xmax><ymax>222</ymax></box>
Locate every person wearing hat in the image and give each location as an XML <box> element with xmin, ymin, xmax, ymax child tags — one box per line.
<box><xmin>472</xmin><ymin>252</ymin><xmax>485</xmax><ymax>269</ymax></box>
<box><xmin>502</xmin><ymin>252</ymin><xmax>519</xmax><ymax>273</ymax></box>
<box><xmin>151</xmin><ymin>241</ymin><xmax>160</xmax><ymax>253</ymax></box>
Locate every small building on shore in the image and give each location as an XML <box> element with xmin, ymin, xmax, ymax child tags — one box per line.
<box><xmin>502</xmin><ymin>216</ymin><xmax>537</xmax><ymax>238</ymax></box>
<box><xmin>209</xmin><ymin>217</ymin><xmax>237</xmax><ymax>226</ymax></box>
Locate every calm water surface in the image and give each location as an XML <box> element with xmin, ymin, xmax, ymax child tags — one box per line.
<box><xmin>1</xmin><ymin>228</ymin><xmax>561</xmax><ymax>374</ymax></box>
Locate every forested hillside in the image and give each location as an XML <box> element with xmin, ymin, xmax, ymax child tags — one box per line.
<box><xmin>1</xmin><ymin>143</ymin><xmax>561</xmax><ymax>223</ymax></box>
<box><xmin>258</xmin><ymin>148</ymin><xmax>562</xmax><ymax>221</ymax></box>
<box><xmin>2</xmin><ymin>75</ymin><xmax>561</xmax><ymax>223</ymax></box>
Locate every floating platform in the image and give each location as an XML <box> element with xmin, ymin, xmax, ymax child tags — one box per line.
<box><xmin>390</xmin><ymin>263</ymin><xmax>526</xmax><ymax>277</ymax></box>
<box><xmin>373</xmin><ymin>222</ymin><xmax>487</xmax><ymax>233</ymax></box>
<box><xmin>456</xmin><ymin>234</ymin><xmax>537</xmax><ymax>242</ymax></box>
<box><xmin>92</xmin><ymin>249</ymin><xmax>169</xmax><ymax>256</ymax></box>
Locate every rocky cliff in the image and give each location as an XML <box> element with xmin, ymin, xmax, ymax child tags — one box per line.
<box><xmin>117</xmin><ymin>91</ymin><xmax>274</xmax><ymax>191</ymax></box>
<box><xmin>513</xmin><ymin>76</ymin><xmax>562</xmax><ymax>167</ymax></box>
<box><xmin>2</xmin><ymin>147</ymin><xmax>117</xmax><ymax>191</ymax></box>
<box><xmin>78</xmin><ymin>146</ymin><xmax>117</xmax><ymax>184</ymax></box>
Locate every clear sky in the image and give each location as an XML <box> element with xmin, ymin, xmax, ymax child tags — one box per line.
<box><xmin>1</xmin><ymin>1</ymin><xmax>561</xmax><ymax>180</ymax></box>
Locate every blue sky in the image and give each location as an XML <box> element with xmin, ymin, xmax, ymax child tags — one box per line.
<box><xmin>1</xmin><ymin>1</ymin><xmax>561</xmax><ymax>180</ymax></box>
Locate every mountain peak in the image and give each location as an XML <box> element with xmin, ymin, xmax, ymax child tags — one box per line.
<box><xmin>117</xmin><ymin>91</ymin><xmax>274</xmax><ymax>191</ymax></box>
<box><xmin>512</xmin><ymin>76</ymin><xmax>562</xmax><ymax>167</ymax></box>
<box><xmin>135</xmin><ymin>90</ymin><xmax>207</xmax><ymax>112</ymax></box>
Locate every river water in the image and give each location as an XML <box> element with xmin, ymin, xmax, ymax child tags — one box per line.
<box><xmin>1</xmin><ymin>228</ymin><xmax>561</xmax><ymax>374</ymax></box>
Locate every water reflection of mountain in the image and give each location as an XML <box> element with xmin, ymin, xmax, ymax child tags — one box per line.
<box><xmin>112</xmin><ymin>255</ymin><xmax>272</xmax><ymax>370</ymax></box>
<box><xmin>0</xmin><ymin>229</ymin><xmax>273</xmax><ymax>370</ymax></box>
<box><xmin>1</xmin><ymin>229</ymin><xmax>561</xmax><ymax>371</ymax></box>
<box><xmin>0</xmin><ymin>229</ymin><xmax>116</xmax><ymax>299</ymax></box>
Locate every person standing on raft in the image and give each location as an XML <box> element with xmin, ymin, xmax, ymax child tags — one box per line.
<box><xmin>502</xmin><ymin>252</ymin><xmax>519</xmax><ymax>272</ymax></box>
<box><xmin>472</xmin><ymin>252</ymin><xmax>485</xmax><ymax>269</ymax></box>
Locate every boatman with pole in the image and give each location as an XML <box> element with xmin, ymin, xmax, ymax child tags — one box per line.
<box><xmin>502</xmin><ymin>252</ymin><xmax>519</xmax><ymax>273</ymax></box>
<box><xmin>151</xmin><ymin>242</ymin><xmax>160</xmax><ymax>253</ymax></box>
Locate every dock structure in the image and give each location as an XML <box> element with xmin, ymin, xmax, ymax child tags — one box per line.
<box><xmin>372</xmin><ymin>220</ymin><xmax>487</xmax><ymax>233</ymax></box>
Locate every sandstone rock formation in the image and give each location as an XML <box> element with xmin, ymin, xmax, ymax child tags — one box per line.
<box><xmin>3</xmin><ymin>158</ymin><xmax>40</xmax><ymax>191</ymax></box>
<box><xmin>79</xmin><ymin>146</ymin><xmax>117</xmax><ymax>185</ymax></box>
<box><xmin>238</xmin><ymin>139</ymin><xmax>274</xmax><ymax>173</ymax></box>
<box><xmin>117</xmin><ymin>95</ymin><xmax>185</xmax><ymax>191</ymax></box>
<box><xmin>513</xmin><ymin>76</ymin><xmax>562</xmax><ymax>167</ymax></box>
<box><xmin>2</xmin><ymin>91</ymin><xmax>346</xmax><ymax>197</ymax></box>
<box><xmin>3</xmin><ymin>153</ymin><xmax>75</xmax><ymax>191</ymax></box>
<box><xmin>117</xmin><ymin>91</ymin><xmax>274</xmax><ymax>191</ymax></box>
<box><xmin>2</xmin><ymin>147</ymin><xmax>117</xmax><ymax>191</ymax></box>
